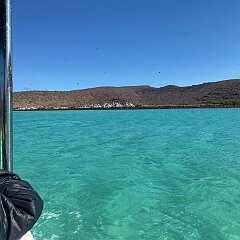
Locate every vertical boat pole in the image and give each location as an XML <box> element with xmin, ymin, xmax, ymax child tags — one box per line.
<box><xmin>0</xmin><ymin>0</ymin><xmax>13</xmax><ymax>171</ymax></box>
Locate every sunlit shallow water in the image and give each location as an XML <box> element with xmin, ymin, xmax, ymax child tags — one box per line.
<box><xmin>14</xmin><ymin>109</ymin><xmax>240</xmax><ymax>240</ymax></box>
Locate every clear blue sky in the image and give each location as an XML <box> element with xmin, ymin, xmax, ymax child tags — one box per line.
<box><xmin>13</xmin><ymin>0</ymin><xmax>240</xmax><ymax>91</ymax></box>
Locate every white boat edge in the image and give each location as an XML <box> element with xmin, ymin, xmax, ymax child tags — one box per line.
<box><xmin>21</xmin><ymin>232</ymin><xmax>33</xmax><ymax>240</ymax></box>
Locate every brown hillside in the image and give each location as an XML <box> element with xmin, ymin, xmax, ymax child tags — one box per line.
<box><xmin>13</xmin><ymin>79</ymin><xmax>240</xmax><ymax>110</ymax></box>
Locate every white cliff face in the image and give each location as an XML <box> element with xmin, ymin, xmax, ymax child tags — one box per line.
<box><xmin>90</xmin><ymin>102</ymin><xmax>135</xmax><ymax>109</ymax></box>
<box><xmin>126</xmin><ymin>102</ymin><xmax>135</xmax><ymax>107</ymax></box>
<box><xmin>15</xmin><ymin>102</ymin><xmax>136</xmax><ymax>110</ymax></box>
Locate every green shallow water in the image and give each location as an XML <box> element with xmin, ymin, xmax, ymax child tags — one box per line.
<box><xmin>14</xmin><ymin>109</ymin><xmax>240</xmax><ymax>240</ymax></box>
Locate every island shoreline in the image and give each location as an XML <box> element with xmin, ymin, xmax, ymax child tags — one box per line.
<box><xmin>13</xmin><ymin>104</ymin><xmax>240</xmax><ymax>111</ymax></box>
<box><xmin>13</xmin><ymin>79</ymin><xmax>240</xmax><ymax>111</ymax></box>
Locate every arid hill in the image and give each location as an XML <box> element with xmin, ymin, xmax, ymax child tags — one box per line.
<box><xmin>13</xmin><ymin>79</ymin><xmax>240</xmax><ymax>110</ymax></box>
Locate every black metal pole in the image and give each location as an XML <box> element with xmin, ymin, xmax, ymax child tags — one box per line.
<box><xmin>0</xmin><ymin>0</ymin><xmax>13</xmax><ymax>171</ymax></box>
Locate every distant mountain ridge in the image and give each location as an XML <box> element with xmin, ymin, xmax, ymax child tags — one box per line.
<box><xmin>13</xmin><ymin>79</ymin><xmax>240</xmax><ymax>110</ymax></box>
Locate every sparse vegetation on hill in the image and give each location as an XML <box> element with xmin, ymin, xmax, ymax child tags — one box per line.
<box><xmin>13</xmin><ymin>79</ymin><xmax>240</xmax><ymax>110</ymax></box>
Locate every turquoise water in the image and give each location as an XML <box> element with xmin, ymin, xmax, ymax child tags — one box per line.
<box><xmin>14</xmin><ymin>109</ymin><xmax>240</xmax><ymax>240</ymax></box>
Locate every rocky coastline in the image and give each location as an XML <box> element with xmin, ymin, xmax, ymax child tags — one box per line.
<box><xmin>14</xmin><ymin>104</ymin><xmax>240</xmax><ymax>111</ymax></box>
<box><xmin>13</xmin><ymin>79</ymin><xmax>240</xmax><ymax>111</ymax></box>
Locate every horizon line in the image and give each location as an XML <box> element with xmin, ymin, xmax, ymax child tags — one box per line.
<box><xmin>13</xmin><ymin>78</ymin><xmax>240</xmax><ymax>93</ymax></box>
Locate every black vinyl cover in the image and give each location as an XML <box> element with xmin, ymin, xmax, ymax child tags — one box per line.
<box><xmin>0</xmin><ymin>170</ymin><xmax>43</xmax><ymax>240</ymax></box>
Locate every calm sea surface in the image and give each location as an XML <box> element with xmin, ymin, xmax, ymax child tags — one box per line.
<box><xmin>14</xmin><ymin>109</ymin><xmax>240</xmax><ymax>240</ymax></box>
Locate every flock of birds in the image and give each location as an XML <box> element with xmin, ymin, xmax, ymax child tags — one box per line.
<box><xmin>72</xmin><ymin>46</ymin><xmax>162</xmax><ymax>87</ymax></box>
<box><xmin>24</xmin><ymin>40</ymin><xmax>237</xmax><ymax>90</ymax></box>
